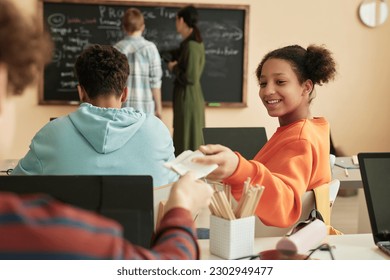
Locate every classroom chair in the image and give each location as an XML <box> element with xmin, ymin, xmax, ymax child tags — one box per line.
<box><xmin>254</xmin><ymin>179</ymin><xmax>341</xmax><ymax>237</ymax></box>
<box><xmin>202</xmin><ymin>127</ymin><xmax>268</xmax><ymax>159</ymax></box>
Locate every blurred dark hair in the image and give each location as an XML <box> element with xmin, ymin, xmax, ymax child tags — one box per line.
<box><xmin>177</xmin><ymin>5</ymin><xmax>202</xmax><ymax>42</ymax></box>
<box><xmin>0</xmin><ymin>0</ymin><xmax>53</xmax><ymax>95</ymax></box>
<box><xmin>74</xmin><ymin>45</ymin><xmax>129</xmax><ymax>99</ymax></box>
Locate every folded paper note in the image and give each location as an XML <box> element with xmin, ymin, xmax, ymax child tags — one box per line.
<box><xmin>164</xmin><ymin>150</ymin><xmax>218</xmax><ymax>179</ymax></box>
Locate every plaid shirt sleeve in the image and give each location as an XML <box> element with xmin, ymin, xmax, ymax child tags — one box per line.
<box><xmin>0</xmin><ymin>193</ymin><xmax>198</xmax><ymax>260</ymax></box>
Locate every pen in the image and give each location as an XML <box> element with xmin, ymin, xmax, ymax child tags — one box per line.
<box><xmin>344</xmin><ymin>168</ymin><xmax>349</xmax><ymax>177</ymax></box>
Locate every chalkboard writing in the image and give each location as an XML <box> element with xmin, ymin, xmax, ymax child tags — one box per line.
<box><xmin>40</xmin><ymin>1</ymin><xmax>249</xmax><ymax>107</ymax></box>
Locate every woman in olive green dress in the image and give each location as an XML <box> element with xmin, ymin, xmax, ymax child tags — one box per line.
<box><xmin>168</xmin><ymin>5</ymin><xmax>205</xmax><ymax>156</ymax></box>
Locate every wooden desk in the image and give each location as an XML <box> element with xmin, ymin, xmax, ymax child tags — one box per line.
<box><xmin>198</xmin><ymin>234</ymin><xmax>389</xmax><ymax>260</ymax></box>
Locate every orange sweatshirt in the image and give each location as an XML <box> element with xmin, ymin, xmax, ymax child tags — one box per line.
<box><xmin>224</xmin><ymin>118</ymin><xmax>331</xmax><ymax>228</ymax></box>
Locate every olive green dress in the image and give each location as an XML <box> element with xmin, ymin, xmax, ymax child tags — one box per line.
<box><xmin>172</xmin><ymin>40</ymin><xmax>205</xmax><ymax>156</ymax></box>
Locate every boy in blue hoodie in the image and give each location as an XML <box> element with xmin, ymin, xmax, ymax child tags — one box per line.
<box><xmin>12</xmin><ymin>44</ymin><xmax>178</xmax><ymax>187</ymax></box>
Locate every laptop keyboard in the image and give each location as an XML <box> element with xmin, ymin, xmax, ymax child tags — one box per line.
<box><xmin>378</xmin><ymin>242</ymin><xmax>390</xmax><ymax>256</ymax></box>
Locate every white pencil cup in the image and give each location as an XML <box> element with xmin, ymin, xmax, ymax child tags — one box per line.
<box><xmin>210</xmin><ymin>215</ymin><xmax>255</xmax><ymax>259</ymax></box>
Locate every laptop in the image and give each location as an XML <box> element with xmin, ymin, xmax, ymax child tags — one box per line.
<box><xmin>203</xmin><ymin>127</ymin><xmax>268</xmax><ymax>159</ymax></box>
<box><xmin>358</xmin><ymin>152</ymin><xmax>390</xmax><ymax>256</ymax></box>
<box><xmin>0</xmin><ymin>175</ymin><xmax>154</xmax><ymax>248</ymax></box>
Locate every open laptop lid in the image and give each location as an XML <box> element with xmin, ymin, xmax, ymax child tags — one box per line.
<box><xmin>358</xmin><ymin>153</ymin><xmax>390</xmax><ymax>244</ymax></box>
<box><xmin>0</xmin><ymin>175</ymin><xmax>154</xmax><ymax>248</ymax></box>
<box><xmin>202</xmin><ymin>127</ymin><xmax>268</xmax><ymax>159</ymax></box>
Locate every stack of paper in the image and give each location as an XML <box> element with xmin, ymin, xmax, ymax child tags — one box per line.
<box><xmin>164</xmin><ymin>150</ymin><xmax>218</xmax><ymax>179</ymax></box>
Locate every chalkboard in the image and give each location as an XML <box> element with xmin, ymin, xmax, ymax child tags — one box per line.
<box><xmin>39</xmin><ymin>0</ymin><xmax>249</xmax><ymax>107</ymax></box>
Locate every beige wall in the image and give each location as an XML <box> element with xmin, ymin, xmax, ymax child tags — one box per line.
<box><xmin>8</xmin><ymin>0</ymin><xmax>390</xmax><ymax>159</ymax></box>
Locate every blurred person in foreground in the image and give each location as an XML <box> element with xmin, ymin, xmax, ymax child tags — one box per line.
<box><xmin>0</xmin><ymin>0</ymin><xmax>212</xmax><ymax>259</ymax></box>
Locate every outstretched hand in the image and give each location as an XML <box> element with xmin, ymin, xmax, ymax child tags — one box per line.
<box><xmin>194</xmin><ymin>144</ymin><xmax>239</xmax><ymax>181</ymax></box>
<box><xmin>164</xmin><ymin>171</ymin><xmax>213</xmax><ymax>216</ymax></box>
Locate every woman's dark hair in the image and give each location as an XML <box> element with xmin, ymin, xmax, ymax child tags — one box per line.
<box><xmin>0</xmin><ymin>0</ymin><xmax>53</xmax><ymax>95</ymax></box>
<box><xmin>74</xmin><ymin>45</ymin><xmax>129</xmax><ymax>99</ymax></box>
<box><xmin>177</xmin><ymin>5</ymin><xmax>202</xmax><ymax>42</ymax></box>
<box><xmin>256</xmin><ymin>44</ymin><xmax>337</xmax><ymax>87</ymax></box>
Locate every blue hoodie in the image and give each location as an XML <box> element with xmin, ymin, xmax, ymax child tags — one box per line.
<box><xmin>12</xmin><ymin>103</ymin><xmax>178</xmax><ymax>187</ymax></box>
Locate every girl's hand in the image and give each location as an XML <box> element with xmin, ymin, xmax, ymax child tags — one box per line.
<box><xmin>194</xmin><ymin>144</ymin><xmax>239</xmax><ymax>181</ymax></box>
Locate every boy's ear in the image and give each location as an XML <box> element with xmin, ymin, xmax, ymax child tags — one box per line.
<box><xmin>77</xmin><ymin>85</ymin><xmax>88</xmax><ymax>103</ymax></box>
<box><xmin>120</xmin><ymin>87</ymin><xmax>128</xmax><ymax>103</ymax></box>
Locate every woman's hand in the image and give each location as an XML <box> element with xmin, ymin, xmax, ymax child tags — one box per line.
<box><xmin>194</xmin><ymin>144</ymin><xmax>239</xmax><ymax>181</ymax></box>
<box><xmin>168</xmin><ymin>61</ymin><xmax>178</xmax><ymax>72</ymax></box>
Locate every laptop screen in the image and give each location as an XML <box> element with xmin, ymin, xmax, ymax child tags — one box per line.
<box><xmin>0</xmin><ymin>175</ymin><xmax>154</xmax><ymax>248</ymax></box>
<box><xmin>203</xmin><ymin>127</ymin><xmax>268</xmax><ymax>159</ymax></box>
<box><xmin>358</xmin><ymin>153</ymin><xmax>390</xmax><ymax>242</ymax></box>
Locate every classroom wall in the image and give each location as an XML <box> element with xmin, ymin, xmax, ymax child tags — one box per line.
<box><xmin>7</xmin><ymin>0</ymin><xmax>390</xmax><ymax>159</ymax></box>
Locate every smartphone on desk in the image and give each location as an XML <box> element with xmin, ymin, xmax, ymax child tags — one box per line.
<box><xmin>334</xmin><ymin>157</ymin><xmax>359</xmax><ymax>169</ymax></box>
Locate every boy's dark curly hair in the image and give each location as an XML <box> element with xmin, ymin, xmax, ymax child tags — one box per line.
<box><xmin>74</xmin><ymin>44</ymin><xmax>129</xmax><ymax>99</ymax></box>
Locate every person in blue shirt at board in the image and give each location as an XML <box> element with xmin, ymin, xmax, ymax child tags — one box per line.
<box><xmin>114</xmin><ymin>7</ymin><xmax>163</xmax><ymax>119</ymax></box>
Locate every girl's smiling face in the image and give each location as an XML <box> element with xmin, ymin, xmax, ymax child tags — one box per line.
<box><xmin>258</xmin><ymin>58</ymin><xmax>313</xmax><ymax>126</ymax></box>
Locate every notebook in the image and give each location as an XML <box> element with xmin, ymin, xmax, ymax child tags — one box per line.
<box><xmin>203</xmin><ymin>127</ymin><xmax>268</xmax><ymax>159</ymax></box>
<box><xmin>358</xmin><ymin>152</ymin><xmax>390</xmax><ymax>256</ymax></box>
<box><xmin>164</xmin><ymin>150</ymin><xmax>218</xmax><ymax>179</ymax></box>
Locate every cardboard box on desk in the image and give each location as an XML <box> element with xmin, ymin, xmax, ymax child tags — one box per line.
<box><xmin>210</xmin><ymin>215</ymin><xmax>255</xmax><ymax>259</ymax></box>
